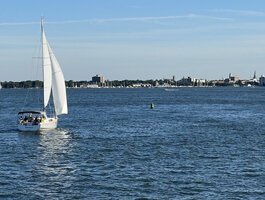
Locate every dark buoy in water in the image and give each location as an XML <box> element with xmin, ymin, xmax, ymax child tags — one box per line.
<box><xmin>150</xmin><ymin>103</ymin><xmax>155</xmax><ymax>109</ymax></box>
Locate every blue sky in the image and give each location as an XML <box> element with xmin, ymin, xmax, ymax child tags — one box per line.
<box><xmin>2</xmin><ymin>0</ymin><xmax>265</xmax><ymax>81</ymax></box>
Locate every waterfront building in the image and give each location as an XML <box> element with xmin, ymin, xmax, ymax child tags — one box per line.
<box><xmin>92</xmin><ymin>74</ymin><xmax>105</xmax><ymax>84</ymax></box>
<box><xmin>259</xmin><ymin>75</ymin><xmax>265</xmax><ymax>86</ymax></box>
<box><xmin>226</xmin><ymin>73</ymin><xmax>240</xmax><ymax>83</ymax></box>
<box><xmin>208</xmin><ymin>79</ymin><xmax>225</xmax><ymax>87</ymax></box>
<box><xmin>195</xmin><ymin>79</ymin><xmax>207</xmax><ymax>87</ymax></box>
<box><xmin>250</xmin><ymin>71</ymin><xmax>259</xmax><ymax>84</ymax></box>
<box><xmin>177</xmin><ymin>77</ymin><xmax>194</xmax><ymax>86</ymax></box>
<box><xmin>132</xmin><ymin>83</ymin><xmax>152</xmax><ymax>88</ymax></box>
<box><xmin>86</xmin><ymin>84</ymin><xmax>99</xmax><ymax>88</ymax></box>
<box><xmin>177</xmin><ymin>77</ymin><xmax>207</xmax><ymax>87</ymax></box>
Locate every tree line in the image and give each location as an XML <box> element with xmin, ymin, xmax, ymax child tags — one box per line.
<box><xmin>0</xmin><ymin>79</ymin><xmax>164</xmax><ymax>88</ymax></box>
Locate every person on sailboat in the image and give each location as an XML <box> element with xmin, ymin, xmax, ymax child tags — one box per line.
<box><xmin>23</xmin><ymin>115</ymin><xmax>28</xmax><ymax>123</ymax></box>
<box><xmin>33</xmin><ymin>117</ymin><xmax>39</xmax><ymax>125</ymax></box>
<box><xmin>28</xmin><ymin>113</ymin><xmax>33</xmax><ymax>122</ymax></box>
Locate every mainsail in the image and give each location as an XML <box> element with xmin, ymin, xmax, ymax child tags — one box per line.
<box><xmin>41</xmin><ymin>23</ymin><xmax>52</xmax><ymax>109</ymax></box>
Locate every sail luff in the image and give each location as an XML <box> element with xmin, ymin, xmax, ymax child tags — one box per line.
<box><xmin>41</xmin><ymin>20</ymin><xmax>52</xmax><ymax>110</ymax></box>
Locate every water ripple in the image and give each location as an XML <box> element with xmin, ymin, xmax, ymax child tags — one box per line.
<box><xmin>1</xmin><ymin>88</ymin><xmax>265</xmax><ymax>199</ymax></box>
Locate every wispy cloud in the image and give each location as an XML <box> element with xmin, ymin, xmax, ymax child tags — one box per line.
<box><xmin>0</xmin><ymin>14</ymin><xmax>233</xmax><ymax>26</ymax></box>
<box><xmin>86</xmin><ymin>14</ymin><xmax>233</xmax><ymax>23</ymax></box>
<box><xmin>211</xmin><ymin>9</ymin><xmax>265</xmax><ymax>17</ymax></box>
<box><xmin>0</xmin><ymin>21</ymin><xmax>39</xmax><ymax>26</ymax></box>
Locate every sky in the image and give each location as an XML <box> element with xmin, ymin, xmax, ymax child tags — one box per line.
<box><xmin>1</xmin><ymin>0</ymin><xmax>265</xmax><ymax>81</ymax></box>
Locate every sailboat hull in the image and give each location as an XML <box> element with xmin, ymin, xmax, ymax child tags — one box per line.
<box><xmin>40</xmin><ymin>117</ymin><xmax>58</xmax><ymax>129</ymax></box>
<box><xmin>18</xmin><ymin>123</ymin><xmax>41</xmax><ymax>132</ymax></box>
<box><xmin>17</xmin><ymin>116</ymin><xmax>58</xmax><ymax>132</ymax></box>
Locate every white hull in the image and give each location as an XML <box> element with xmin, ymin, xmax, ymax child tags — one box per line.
<box><xmin>18</xmin><ymin>117</ymin><xmax>58</xmax><ymax>132</ymax></box>
<box><xmin>18</xmin><ymin>123</ymin><xmax>41</xmax><ymax>132</ymax></box>
<box><xmin>40</xmin><ymin>117</ymin><xmax>58</xmax><ymax>129</ymax></box>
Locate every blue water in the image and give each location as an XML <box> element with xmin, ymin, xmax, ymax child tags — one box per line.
<box><xmin>1</xmin><ymin>87</ymin><xmax>265</xmax><ymax>199</ymax></box>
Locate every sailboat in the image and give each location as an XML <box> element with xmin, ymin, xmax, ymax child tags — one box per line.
<box><xmin>18</xmin><ymin>19</ymin><xmax>68</xmax><ymax>132</ymax></box>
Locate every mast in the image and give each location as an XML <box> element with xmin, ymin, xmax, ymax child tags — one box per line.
<box><xmin>41</xmin><ymin>18</ymin><xmax>44</xmax><ymax>110</ymax></box>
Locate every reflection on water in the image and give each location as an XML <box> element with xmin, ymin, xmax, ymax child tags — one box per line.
<box><xmin>15</xmin><ymin>129</ymin><xmax>77</xmax><ymax>199</ymax></box>
<box><xmin>34</xmin><ymin>129</ymin><xmax>76</xmax><ymax>197</ymax></box>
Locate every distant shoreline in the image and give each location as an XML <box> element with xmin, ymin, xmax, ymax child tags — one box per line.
<box><xmin>0</xmin><ymin>76</ymin><xmax>263</xmax><ymax>89</ymax></box>
<box><xmin>0</xmin><ymin>85</ymin><xmax>262</xmax><ymax>89</ymax></box>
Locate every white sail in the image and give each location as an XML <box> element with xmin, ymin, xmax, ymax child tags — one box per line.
<box><xmin>42</xmin><ymin>25</ymin><xmax>52</xmax><ymax>109</ymax></box>
<box><xmin>48</xmin><ymin>44</ymin><xmax>68</xmax><ymax>115</ymax></box>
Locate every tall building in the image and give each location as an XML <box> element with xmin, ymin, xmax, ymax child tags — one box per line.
<box><xmin>92</xmin><ymin>74</ymin><xmax>105</xmax><ymax>84</ymax></box>
<box><xmin>259</xmin><ymin>75</ymin><xmax>265</xmax><ymax>86</ymax></box>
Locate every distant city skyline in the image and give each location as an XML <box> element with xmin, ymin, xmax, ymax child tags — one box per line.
<box><xmin>1</xmin><ymin>0</ymin><xmax>265</xmax><ymax>81</ymax></box>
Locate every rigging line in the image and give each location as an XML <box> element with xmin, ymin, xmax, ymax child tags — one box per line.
<box><xmin>35</xmin><ymin>42</ymin><xmax>42</xmax><ymax>110</ymax></box>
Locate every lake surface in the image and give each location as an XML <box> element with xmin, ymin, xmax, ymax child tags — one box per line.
<box><xmin>1</xmin><ymin>87</ymin><xmax>265</xmax><ymax>199</ymax></box>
